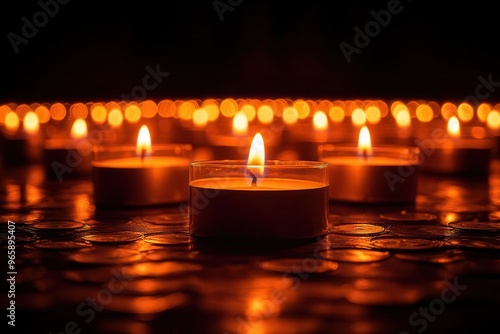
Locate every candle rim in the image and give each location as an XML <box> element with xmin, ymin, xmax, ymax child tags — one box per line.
<box><xmin>189</xmin><ymin>159</ymin><xmax>329</xmax><ymax>169</ymax></box>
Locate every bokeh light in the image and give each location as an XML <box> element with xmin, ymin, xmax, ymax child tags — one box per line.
<box><xmin>241</xmin><ymin>104</ymin><xmax>256</xmax><ymax>122</ymax></box>
<box><xmin>5</xmin><ymin>111</ymin><xmax>20</xmax><ymax>133</ymax></box>
<box><xmin>23</xmin><ymin>111</ymin><xmax>40</xmax><ymax>135</ymax></box>
<box><xmin>125</xmin><ymin>104</ymin><xmax>142</xmax><ymax>123</ymax></box>
<box><xmin>313</xmin><ymin>111</ymin><xmax>328</xmax><ymax>130</ymax></box>
<box><xmin>283</xmin><ymin>107</ymin><xmax>299</xmax><ymax>125</ymax></box>
<box><xmin>329</xmin><ymin>106</ymin><xmax>345</xmax><ymax>123</ymax></box>
<box><xmin>257</xmin><ymin>105</ymin><xmax>274</xmax><ymax>124</ymax></box>
<box><xmin>416</xmin><ymin>104</ymin><xmax>434</xmax><ymax>123</ymax></box>
<box><xmin>108</xmin><ymin>109</ymin><xmax>124</xmax><ymax>128</ymax></box>
<box><xmin>457</xmin><ymin>103</ymin><xmax>474</xmax><ymax>122</ymax></box>
<box><xmin>477</xmin><ymin>103</ymin><xmax>492</xmax><ymax>123</ymax></box>
<box><xmin>193</xmin><ymin>108</ymin><xmax>209</xmax><ymax>128</ymax></box>
<box><xmin>351</xmin><ymin>108</ymin><xmax>366</xmax><ymax>126</ymax></box>
<box><xmin>220</xmin><ymin>98</ymin><xmax>238</xmax><ymax>118</ymax></box>
<box><xmin>365</xmin><ymin>106</ymin><xmax>381</xmax><ymax>124</ymax></box>
<box><xmin>35</xmin><ymin>105</ymin><xmax>50</xmax><ymax>123</ymax></box>
<box><xmin>50</xmin><ymin>103</ymin><xmax>67</xmax><ymax>121</ymax></box>
<box><xmin>91</xmin><ymin>104</ymin><xmax>107</xmax><ymax>124</ymax></box>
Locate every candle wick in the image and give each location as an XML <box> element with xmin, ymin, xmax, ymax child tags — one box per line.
<box><xmin>141</xmin><ymin>148</ymin><xmax>146</xmax><ymax>164</ymax></box>
<box><xmin>246</xmin><ymin>168</ymin><xmax>257</xmax><ymax>189</ymax></box>
<box><xmin>363</xmin><ymin>149</ymin><xmax>368</xmax><ymax>160</ymax></box>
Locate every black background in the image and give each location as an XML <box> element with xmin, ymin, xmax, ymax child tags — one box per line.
<box><xmin>1</xmin><ymin>0</ymin><xmax>499</xmax><ymax>104</ymax></box>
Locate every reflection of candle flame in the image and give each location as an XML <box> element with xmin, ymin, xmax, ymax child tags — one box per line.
<box><xmin>233</xmin><ymin>111</ymin><xmax>248</xmax><ymax>135</ymax></box>
<box><xmin>447</xmin><ymin>116</ymin><xmax>460</xmax><ymax>137</ymax></box>
<box><xmin>247</xmin><ymin>132</ymin><xmax>265</xmax><ymax>186</ymax></box>
<box><xmin>136</xmin><ymin>125</ymin><xmax>152</xmax><ymax>158</ymax></box>
<box><xmin>313</xmin><ymin>111</ymin><xmax>328</xmax><ymax>131</ymax></box>
<box><xmin>23</xmin><ymin>111</ymin><xmax>39</xmax><ymax>135</ymax></box>
<box><xmin>71</xmin><ymin>118</ymin><xmax>88</xmax><ymax>139</ymax></box>
<box><xmin>358</xmin><ymin>126</ymin><xmax>373</xmax><ymax>157</ymax></box>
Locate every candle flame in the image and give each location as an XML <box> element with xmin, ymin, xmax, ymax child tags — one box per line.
<box><xmin>487</xmin><ymin>110</ymin><xmax>500</xmax><ymax>130</ymax></box>
<box><xmin>313</xmin><ymin>111</ymin><xmax>328</xmax><ymax>131</ymax></box>
<box><xmin>136</xmin><ymin>125</ymin><xmax>152</xmax><ymax>157</ymax></box>
<box><xmin>358</xmin><ymin>126</ymin><xmax>373</xmax><ymax>156</ymax></box>
<box><xmin>247</xmin><ymin>132</ymin><xmax>265</xmax><ymax>186</ymax></box>
<box><xmin>395</xmin><ymin>109</ymin><xmax>411</xmax><ymax>127</ymax></box>
<box><xmin>23</xmin><ymin>111</ymin><xmax>39</xmax><ymax>135</ymax></box>
<box><xmin>233</xmin><ymin>111</ymin><xmax>248</xmax><ymax>136</ymax></box>
<box><xmin>5</xmin><ymin>112</ymin><xmax>20</xmax><ymax>134</ymax></box>
<box><xmin>71</xmin><ymin>118</ymin><xmax>88</xmax><ymax>139</ymax></box>
<box><xmin>447</xmin><ymin>116</ymin><xmax>461</xmax><ymax>137</ymax></box>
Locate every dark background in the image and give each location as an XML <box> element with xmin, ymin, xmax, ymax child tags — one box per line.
<box><xmin>1</xmin><ymin>0</ymin><xmax>499</xmax><ymax>104</ymax></box>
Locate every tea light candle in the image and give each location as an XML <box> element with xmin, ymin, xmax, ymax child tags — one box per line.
<box><xmin>318</xmin><ymin>126</ymin><xmax>420</xmax><ymax>203</ymax></box>
<box><xmin>189</xmin><ymin>133</ymin><xmax>328</xmax><ymax>240</ymax></box>
<box><xmin>419</xmin><ymin>116</ymin><xmax>494</xmax><ymax>175</ymax></box>
<box><xmin>43</xmin><ymin>118</ymin><xmax>92</xmax><ymax>180</ymax></box>
<box><xmin>0</xmin><ymin>111</ymin><xmax>43</xmax><ymax>165</ymax></box>
<box><xmin>206</xmin><ymin>112</ymin><xmax>280</xmax><ymax>159</ymax></box>
<box><xmin>92</xmin><ymin>125</ymin><xmax>191</xmax><ymax>207</ymax></box>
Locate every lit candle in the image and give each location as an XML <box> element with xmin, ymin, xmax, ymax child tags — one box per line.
<box><xmin>419</xmin><ymin>116</ymin><xmax>494</xmax><ymax>175</ymax></box>
<box><xmin>189</xmin><ymin>133</ymin><xmax>329</xmax><ymax>240</ymax></box>
<box><xmin>206</xmin><ymin>111</ymin><xmax>280</xmax><ymax>159</ymax></box>
<box><xmin>42</xmin><ymin>118</ymin><xmax>92</xmax><ymax>180</ymax></box>
<box><xmin>91</xmin><ymin>125</ymin><xmax>192</xmax><ymax>207</ymax></box>
<box><xmin>0</xmin><ymin>111</ymin><xmax>43</xmax><ymax>165</ymax></box>
<box><xmin>318</xmin><ymin>126</ymin><xmax>420</xmax><ymax>203</ymax></box>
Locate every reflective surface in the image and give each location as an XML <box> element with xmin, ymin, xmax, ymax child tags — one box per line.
<box><xmin>2</xmin><ymin>162</ymin><xmax>500</xmax><ymax>333</ymax></box>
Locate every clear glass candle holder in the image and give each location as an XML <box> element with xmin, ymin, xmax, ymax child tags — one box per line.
<box><xmin>189</xmin><ymin>160</ymin><xmax>329</xmax><ymax>240</ymax></box>
<box><xmin>92</xmin><ymin>144</ymin><xmax>192</xmax><ymax>207</ymax></box>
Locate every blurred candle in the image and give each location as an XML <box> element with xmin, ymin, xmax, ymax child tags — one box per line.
<box><xmin>42</xmin><ymin>118</ymin><xmax>92</xmax><ymax>180</ymax></box>
<box><xmin>0</xmin><ymin>111</ymin><xmax>42</xmax><ymax>165</ymax></box>
<box><xmin>419</xmin><ymin>116</ymin><xmax>494</xmax><ymax>176</ymax></box>
<box><xmin>319</xmin><ymin>126</ymin><xmax>420</xmax><ymax>203</ymax></box>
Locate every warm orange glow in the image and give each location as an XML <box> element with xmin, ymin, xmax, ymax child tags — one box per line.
<box><xmin>158</xmin><ymin>100</ymin><xmax>176</xmax><ymax>118</ymax></box>
<box><xmin>5</xmin><ymin>112</ymin><xmax>20</xmax><ymax>133</ymax></box>
<box><xmin>257</xmin><ymin>105</ymin><xmax>273</xmax><ymax>124</ymax></box>
<box><xmin>71</xmin><ymin>119</ymin><xmax>88</xmax><ymax>140</ymax></box>
<box><xmin>178</xmin><ymin>101</ymin><xmax>196</xmax><ymax>120</ymax></box>
<box><xmin>91</xmin><ymin>104</ymin><xmax>107</xmax><ymax>124</ymax></box>
<box><xmin>220</xmin><ymin>98</ymin><xmax>238</xmax><ymax>118</ymax></box>
<box><xmin>108</xmin><ymin>109</ymin><xmax>124</xmax><ymax>128</ymax></box>
<box><xmin>141</xmin><ymin>100</ymin><xmax>158</xmax><ymax>118</ymax></box>
<box><xmin>136</xmin><ymin>125</ymin><xmax>152</xmax><ymax>157</ymax></box>
<box><xmin>390</xmin><ymin>101</ymin><xmax>405</xmax><ymax>118</ymax></box>
<box><xmin>35</xmin><ymin>105</ymin><xmax>50</xmax><ymax>123</ymax></box>
<box><xmin>283</xmin><ymin>107</ymin><xmax>299</xmax><ymax>125</ymax></box>
<box><xmin>125</xmin><ymin>104</ymin><xmax>142</xmax><ymax>123</ymax></box>
<box><xmin>247</xmin><ymin>132</ymin><xmax>265</xmax><ymax>183</ymax></box>
<box><xmin>50</xmin><ymin>103</ymin><xmax>67</xmax><ymax>121</ymax></box>
<box><xmin>358</xmin><ymin>126</ymin><xmax>373</xmax><ymax>156</ymax></box>
<box><xmin>447</xmin><ymin>116</ymin><xmax>461</xmax><ymax>137</ymax></box>
<box><xmin>202</xmin><ymin>100</ymin><xmax>220</xmax><ymax>121</ymax></box>
<box><xmin>365</xmin><ymin>106</ymin><xmax>381</xmax><ymax>124</ymax></box>
<box><xmin>0</xmin><ymin>105</ymin><xmax>11</xmax><ymax>124</ymax></box>
<box><xmin>329</xmin><ymin>106</ymin><xmax>345</xmax><ymax>123</ymax></box>
<box><xmin>471</xmin><ymin>126</ymin><xmax>486</xmax><ymax>139</ymax></box>
<box><xmin>241</xmin><ymin>105</ymin><xmax>256</xmax><ymax>122</ymax></box>
<box><xmin>487</xmin><ymin>110</ymin><xmax>500</xmax><ymax>130</ymax></box>
<box><xmin>416</xmin><ymin>104</ymin><xmax>434</xmax><ymax>122</ymax></box>
<box><xmin>441</xmin><ymin>102</ymin><xmax>457</xmax><ymax>120</ymax></box>
<box><xmin>70</xmin><ymin>103</ymin><xmax>88</xmax><ymax>119</ymax></box>
<box><xmin>313</xmin><ymin>111</ymin><xmax>328</xmax><ymax>131</ymax></box>
<box><xmin>293</xmin><ymin>100</ymin><xmax>310</xmax><ymax>119</ymax></box>
<box><xmin>23</xmin><ymin>111</ymin><xmax>39</xmax><ymax>135</ymax></box>
<box><xmin>16</xmin><ymin>104</ymin><xmax>31</xmax><ymax>119</ymax></box>
<box><xmin>351</xmin><ymin>108</ymin><xmax>366</xmax><ymax>126</ymax></box>
<box><xmin>457</xmin><ymin>103</ymin><xmax>474</xmax><ymax>122</ymax></box>
<box><xmin>232</xmin><ymin>111</ymin><xmax>249</xmax><ymax>135</ymax></box>
<box><xmin>477</xmin><ymin>103</ymin><xmax>492</xmax><ymax>123</ymax></box>
<box><xmin>396</xmin><ymin>109</ymin><xmax>411</xmax><ymax>127</ymax></box>
<box><xmin>193</xmin><ymin>108</ymin><xmax>209</xmax><ymax>128</ymax></box>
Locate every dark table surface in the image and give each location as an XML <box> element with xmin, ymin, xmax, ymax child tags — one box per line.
<box><xmin>2</xmin><ymin>160</ymin><xmax>500</xmax><ymax>334</ymax></box>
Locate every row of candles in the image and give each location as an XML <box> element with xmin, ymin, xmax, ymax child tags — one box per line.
<box><xmin>1</xmin><ymin>99</ymin><xmax>498</xmax><ymax>240</ymax></box>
